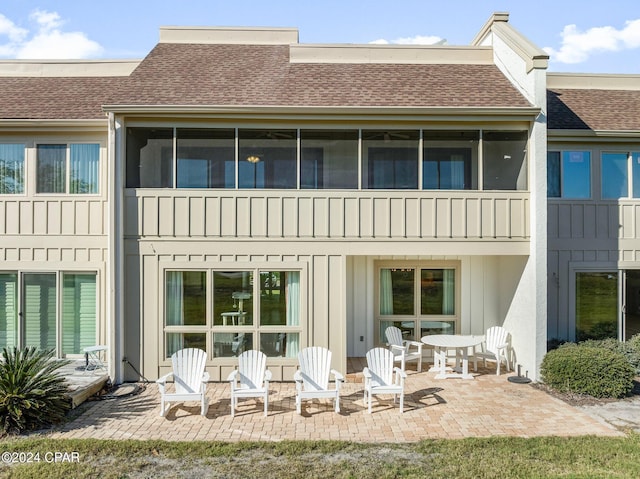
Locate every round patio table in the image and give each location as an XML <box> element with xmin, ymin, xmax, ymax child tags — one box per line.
<box><xmin>421</xmin><ymin>334</ymin><xmax>483</xmax><ymax>380</ymax></box>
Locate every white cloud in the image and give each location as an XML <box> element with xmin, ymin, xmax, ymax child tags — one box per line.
<box><xmin>544</xmin><ymin>18</ymin><xmax>640</xmax><ymax>64</ymax></box>
<box><xmin>370</xmin><ymin>35</ymin><xmax>446</xmax><ymax>46</ymax></box>
<box><xmin>0</xmin><ymin>9</ymin><xmax>103</xmax><ymax>59</ymax></box>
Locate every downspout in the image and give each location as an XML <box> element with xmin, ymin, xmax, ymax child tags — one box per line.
<box><xmin>106</xmin><ymin>111</ymin><xmax>123</xmax><ymax>383</ymax></box>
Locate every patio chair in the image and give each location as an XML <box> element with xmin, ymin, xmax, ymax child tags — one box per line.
<box><xmin>363</xmin><ymin>347</ymin><xmax>406</xmax><ymax>413</ymax></box>
<box><xmin>294</xmin><ymin>346</ymin><xmax>344</xmax><ymax>414</ymax></box>
<box><xmin>156</xmin><ymin>348</ymin><xmax>209</xmax><ymax>417</ymax></box>
<box><xmin>475</xmin><ymin>326</ymin><xmax>511</xmax><ymax>375</ymax></box>
<box><xmin>227</xmin><ymin>349</ymin><xmax>272</xmax><ymax>417</ymax></box>
<box><xmin>385</xmin><ymin>326</ymin><xmax>423</xmax><ymax>372</ymax></box>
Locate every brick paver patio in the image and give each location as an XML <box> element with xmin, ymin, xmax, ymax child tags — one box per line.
<box><xmin>51</xmin><ymin>364</ymin><xmax>621</xmax><ymax>442</ymax></box>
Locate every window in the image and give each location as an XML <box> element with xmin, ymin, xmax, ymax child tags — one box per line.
<box><xmin>300</xmin><ymin>130</ymin><xmax>358</xmax><ymax>189</ymax></box>
<box><xmin>576</xmin><ymin>272</ymin><xmax>617</xmax><ymax>341</ymax></box>
<box><xmin>599</xmin><ymin>151</ymin><xmax>640</xmax><ymax>199</ymax></box>
<box><xmin>0</xmin><ymin>144</ymin><xmax>25</xmax><ymax>194</ymax></box>
<box><xmin>547</xmin><ymin>151</ymin><xmax>591</xmax><ymax>198</ymax></box>
<box><xmin>377</xmin><ymin>264</ymin><xmax>458</xmax><ymax>345</ymax></box>
<box><xmin>363</xmin><ymin>130</ymin><xmax>419</xmax><ymax>189</ymax></box>
<box><xmin>164</xmin><ymin>269</ymin><xmax>302</xmax><ymax>359</ymax></box>
<box><xmin>238</xmin><ymin>129</ymin><xmax>296</xmax><ymax>188</ymax></box>
<box><xmin>602</xmin><ymin>152</ymin><xmax>628</xmax><ymax>199</ymax></box>
<box><xmin>36</xmin><ymin>144</ymin><xmax>100</xmax><ymax>194</ymax></box>
<box><xmin>634</xmin><ymin>153</ymin><xmax>640</xmax><ymax>198</ymax></box>
<box><xmin>0</xmin><ymin>271</ymin><xmax>97</xmax><ymax>354</ymax></box>
<box><xmin>423</xmin><ymin>130</ymin><xmax>478</xmax><ymax>190</ymax></box>
<box><xmin>0</xmin><ymin>273</ymin><xmax>18</xmax><ymax>349</ymax></box>
<box><xmin>62</xmin><ymin>274</ymin><xmax>97</xmax><ymax>355</ymax></box>
<box><xmin>482</xmin><ymin>131</ymin><xmax>527</xmax><ymax>190</ymax></box>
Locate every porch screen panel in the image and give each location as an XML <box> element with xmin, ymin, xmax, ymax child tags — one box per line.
<box><xmin>62</xmin><ymin>273</ymin><xmax>97</xmax><ymax>355</ymax></box>
<box><xmin>23</xmin><ymin>273</ymin><xmax>57</xmax><ymax>350</ymax></box>
<box><xmin>0</xmin><ymin>273</ymin><xmax>18</xmax><ymax>348</ymax></box>
<box><xmin>363</xmin><ymin>130</ymin><xmax>419</xmax><ymax>189</ymax></box>
<box><xmin>300</xmin><ymin>130</ymin><xmax>358</xmax><ymax>189</ymax></box>
<box><xmin>176</xmin><ymin>128</ymin><xmax>235</xmax><ymax>188</ymax></box>
<box><xmin>238</xmin><ymin>129</ymin><xmax>296</xmax><ymax>189</ymax></box>
<box><xmin>70</xmin><ymin>144</ymin><xmax>100</xmax><ymax>194</ymax></box>
<box><xmin>0</xmin><ymin>144</ymin><xmax>25</xmax><ymax>194</ymax></box>
<box><xmin>482</xmin><ymin>131</ymin><xmax>528</xmax><ymax>190</ymax></box>
<box><xmin>126</xmin><ymin>128</ymin><xmax>173</xmax><ymax>188</ymax></box>
<box><xmin>423</xmin><ymin>131</ymin><xmax>478</xmax><ymax>190</ymax></box>
<box><xmin>37</xmin><ymin>145</ymin><xmax>66</xmax><ymax>193</ymax></box>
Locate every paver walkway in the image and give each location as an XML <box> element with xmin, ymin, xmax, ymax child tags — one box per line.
<box><xmin>51</xmin><ymin>366</ymin><xmax>621</xmax><ymax>442</ymax></box>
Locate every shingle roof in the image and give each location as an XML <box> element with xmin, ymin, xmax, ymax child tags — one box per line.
<box><xmin>548</xmin><ymin>88</ymin><xmax>640</xmax><ymax>131</ymax></box>
<box><xmin>0</xmin><ymin>77</ymin><xmax>126</xmax><ymax>120</ymax></box>
<box><xmin>0</xmin><ymin>43</ymin><xmax>533</xmax><ymax>120</ymax></box>
<box><xmin>112</xmin><ymin>43</ymin><xmax>532</xmax><ymax>108</ymax></box>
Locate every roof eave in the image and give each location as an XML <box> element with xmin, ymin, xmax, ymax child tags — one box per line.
<box><xmin>0</xmin><ymin>118</ymin><xmax>107</xmax><ymax>130</ymax></box>
<box><xmin>102</xmin><ymin>104</ymin><xmax>540</xmax><ymax>118</ymax></box>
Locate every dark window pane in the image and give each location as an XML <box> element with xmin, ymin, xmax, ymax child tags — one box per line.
<box><xmin>363</xmin><ymin>130</ymin><xmax>419</xmax><ymax>189</ymax></box>
<box><xmin>483</xmin><ymin>131</ymin><xmax>528</xmax><ymax>190</ymax></box>
<box><xmin>576</xmin><ymin>272</ymin><xmax>618</xmax><ymax>341</ymax></box>
<box><xmin>213</xmin><ymin>271</ymin><xmax>253</xmax><ymax>326</ymax></box>
<box><xmin>176</xmin><ymin>128</ymin><xmax>235</xmax><ymax>188</ymax></box>
<box><xmin>547</xmin><ymin>151</ymin><xmax>561</xmax><ymax>198</ymax></box>
<box><xmin>379</xmin><ymin>268</ymin><xmax>414</xmax><ymax>315</ymax></box>
<box><xmin>126</xmin><ymin>128</ymin><xmax>173</xmax><ymax>188</ymax></box>
<box><xmin>300</xmin><ymin>130</ymin><xmax>358</xmax><ymax>189</ymax></box>
<box><xmin>238</xmin><ymin>129</ymin><xmax>296</xmax><ymax>188</ymax></box>
<box><xmin>37</xmin><ymin>144</ymin><xmax>66</xmax><ymax>193</ymax></box>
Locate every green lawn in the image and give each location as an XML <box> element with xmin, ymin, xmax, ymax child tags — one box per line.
<box><xmin>1</xmin><ymin>435</ymin><xmax>639</xmax><ymax>478</ymax></box>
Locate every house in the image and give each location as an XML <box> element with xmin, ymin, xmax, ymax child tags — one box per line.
<box><xmin>4</xmin><ymin>11</ymin><xmax>634</xmax><ymax>384</ymax></box>
<box><xmin>547</xmin><ymin>73</ymin><xmax>640</xmax><ymax>345</ymax></box>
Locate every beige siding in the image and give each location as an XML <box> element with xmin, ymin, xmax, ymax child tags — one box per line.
<box><xmin>125</xmin><ymin>190</ymin><xmax>530</xmax><ymax>241</ymax></box>
<box><xmin>0</xmin><ymin>198</ymin><xmax>107</xmax><ymax>236</ymax></box>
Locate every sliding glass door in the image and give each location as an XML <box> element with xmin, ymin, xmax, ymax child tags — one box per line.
<box><xmin>575</xmin><ymin>270</ymin><xmax>640</xmax><ymax>342</ymax></box>
<box><xmin>0</xmin><ymin>271</ymin><xmax>98</xmax><ymax>355</ymax></box>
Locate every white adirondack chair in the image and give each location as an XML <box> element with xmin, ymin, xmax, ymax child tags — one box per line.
<box><xmin>363</xmin><ymin>347</ymin><xmax>407</xmax><ymax>414</ymax></box>
<box><xmin>156</xmin><ymin>348</ymin><xmax>209</xmax><ymax>417</ymax></box>
<box><xmin>475</xmin><ymin>326</ymin><xmax>511</xmax><ymax>375</ymax></box>
<box><xmin>294</xmin><ymin>347</ymin><xmax>344</xmax><ymax>414</ymax></box>
<box><xmin>385</xmin><ymin>326</ymin><xmax>423</xmax><ymax>372</ymax></box>
<box><xmin>227</xmin><ymin>349</ymin><xmax>272</xmax><ymax>417</ymax></box>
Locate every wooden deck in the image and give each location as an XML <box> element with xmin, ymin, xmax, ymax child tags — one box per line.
<box><xmin>59</xmin><ymin>360</ymin><xmax>110</xmax><ymax>409</ymax></box>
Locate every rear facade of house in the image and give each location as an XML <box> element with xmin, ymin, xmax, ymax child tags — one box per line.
<box><xmin>0</xmin><ymin>13</ymin><xmax>636</xmax><ymax>383</ymax></box>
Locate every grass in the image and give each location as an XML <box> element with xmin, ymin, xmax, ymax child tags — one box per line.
<box><xmin>1</xmin><ymin>435</ymin><xmax>639</xmax><ymax>478</ymax></box>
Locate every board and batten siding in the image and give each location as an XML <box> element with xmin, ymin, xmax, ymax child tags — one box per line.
<box><xmin>547</xmin><ymin>199</ymin><xmax>640</xmax><ymax>341</ymax></box>
<box><xmin>124</xmin><ymin>190</ymin><xmax>530</xmax><ymax>241</ymax></box>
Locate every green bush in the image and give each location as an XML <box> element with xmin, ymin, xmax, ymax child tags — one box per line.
<box><xmin>540</xmin><ymin>344</ymin><xmax>635</xmax><ymax>398</ymax></box>
<box><xmin>581</xmin><ymin>335</ymin><xmax>640</xmax><ymax>375</ymax></box>
<box><xmin>0</xmin><ymin>347</ymin><xmax>71</xmax><ymax>436</ymax></box>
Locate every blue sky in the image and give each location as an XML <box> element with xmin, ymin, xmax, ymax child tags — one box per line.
<box><xmin>1</xmin><ymin>0</ymin><xmax>639</xmax><ymax>73</ymax></box>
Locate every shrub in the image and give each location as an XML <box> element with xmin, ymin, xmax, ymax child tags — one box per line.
<box><xmin>581</xmin><ymin>336</ymin><xmax>640</xmax><ymax>375</ymax></box>
<box><xmin>0</xmin><ymin>347</ymin><xmax>71</xmax><ymax>436</ymax></box>
<box><xmin>540</xmin><ymin>344</ymin><xmax>635</xmax><ymax>398</ymax></box>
